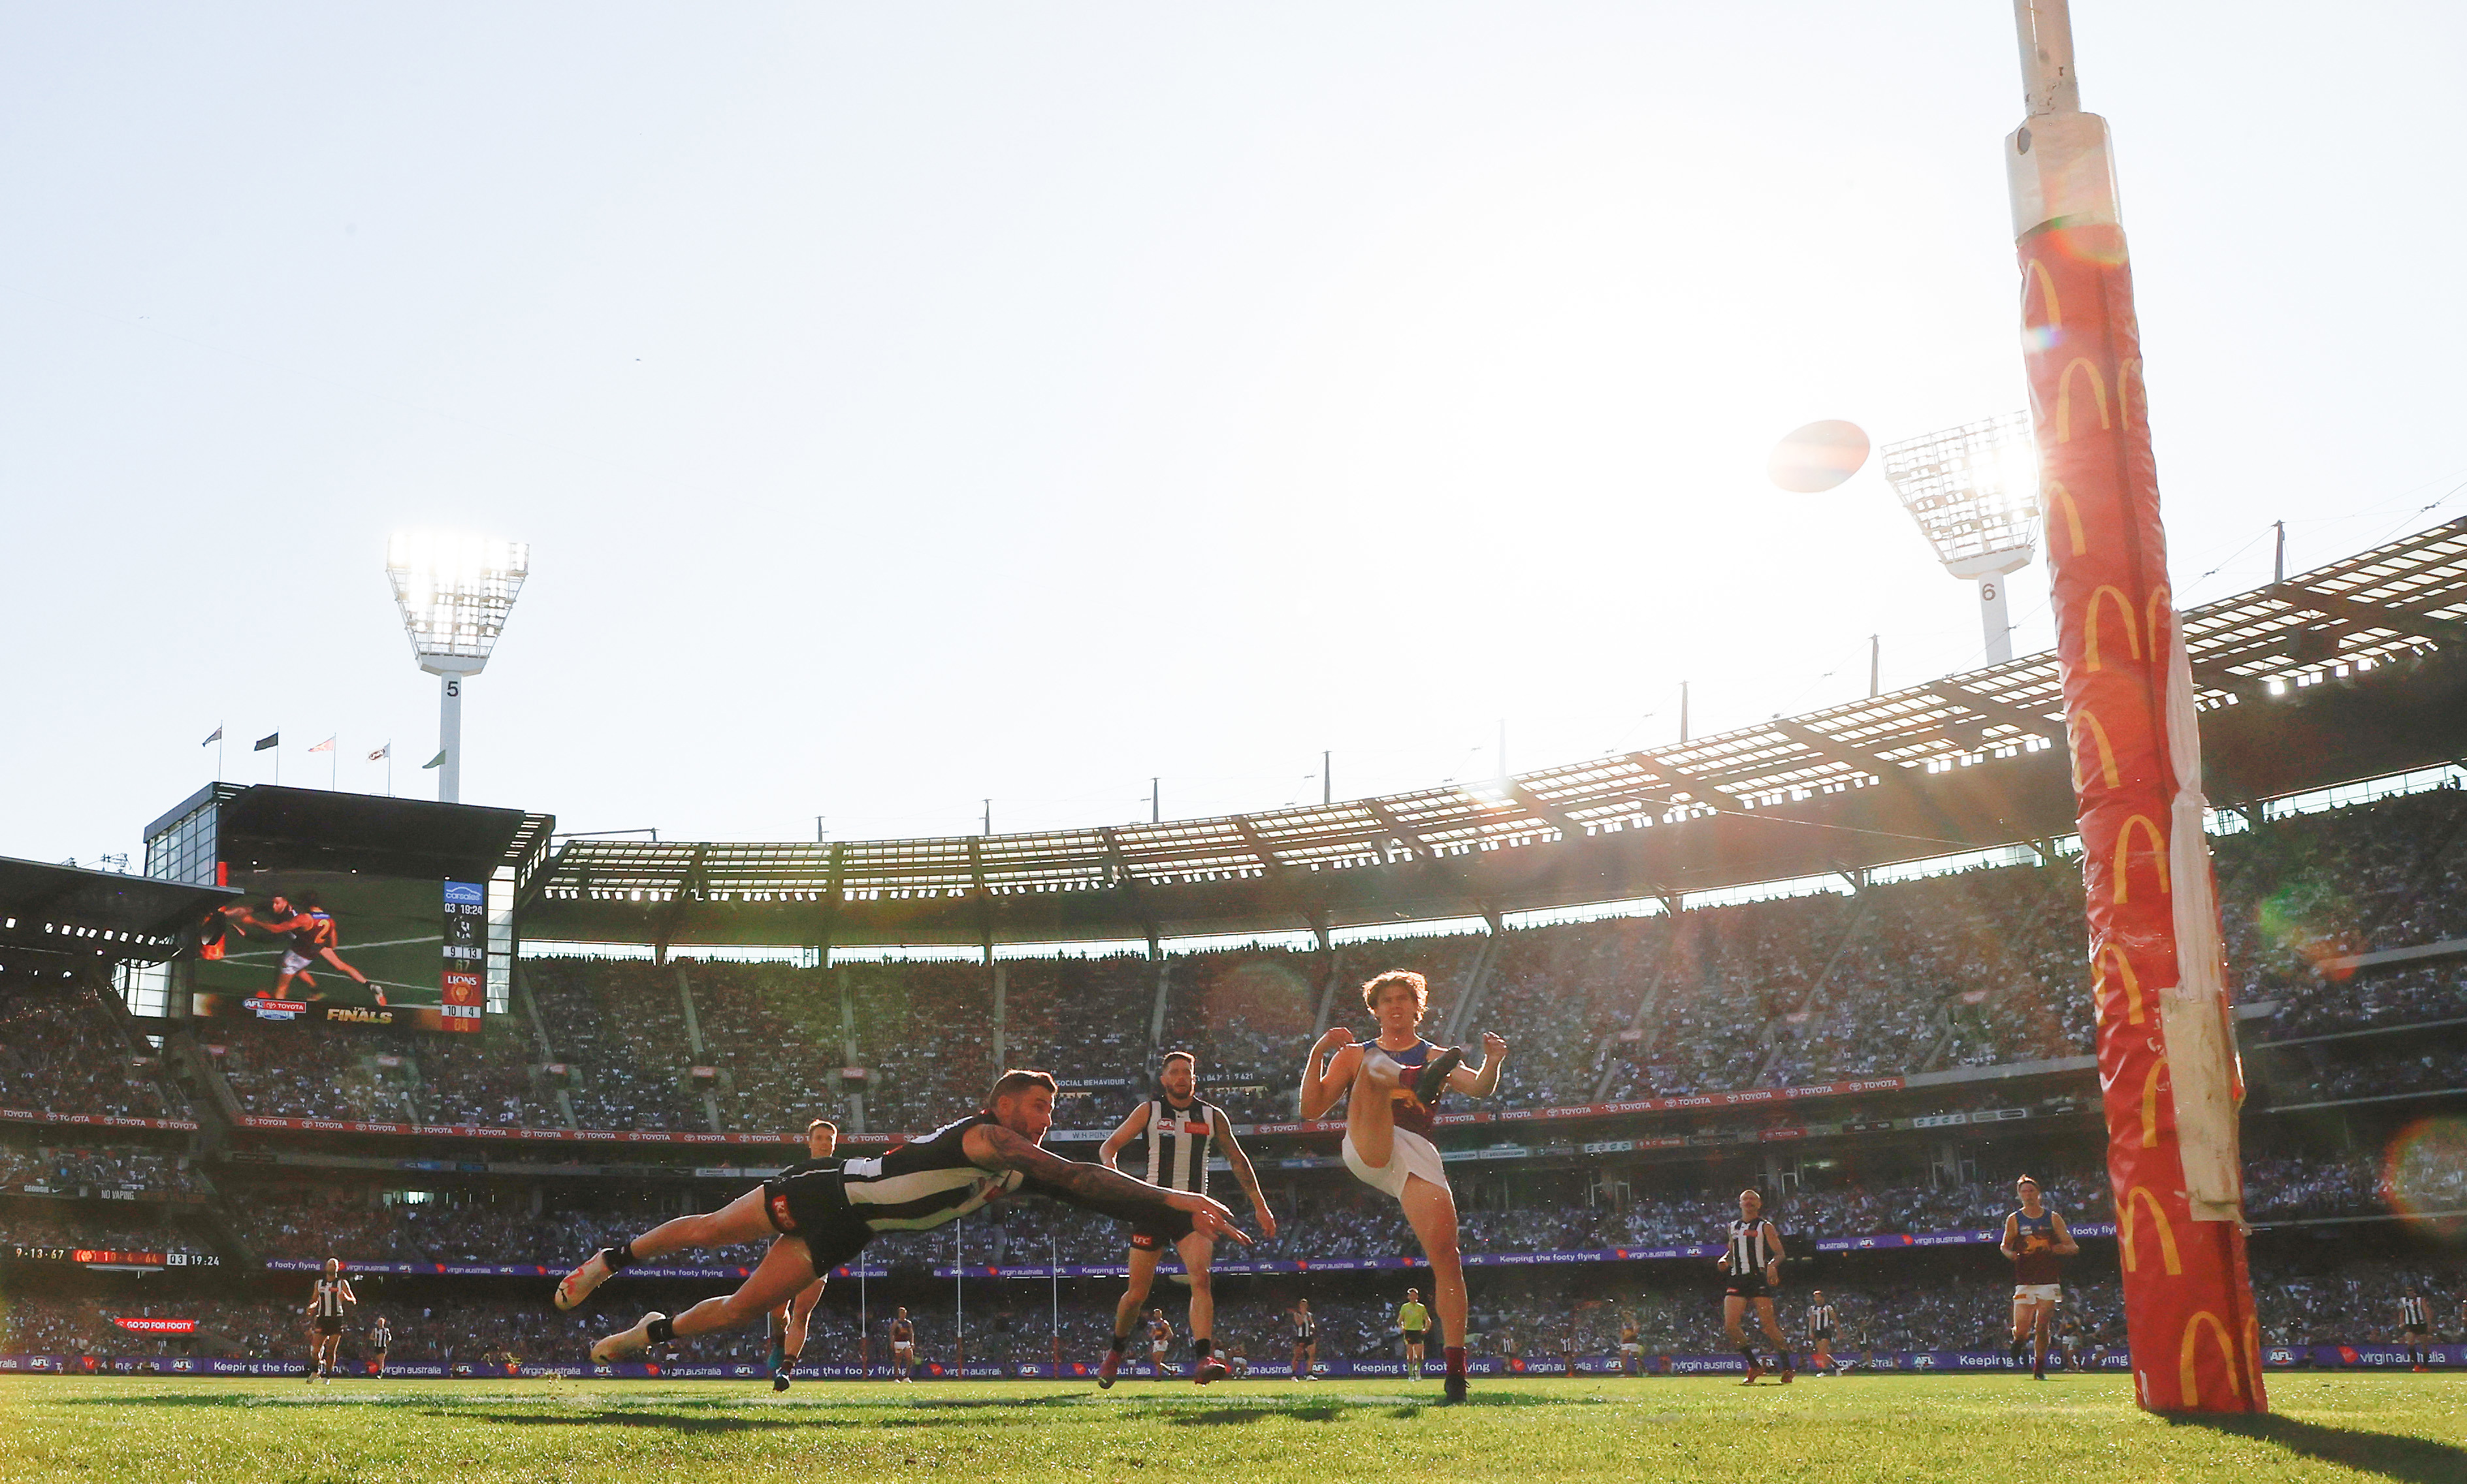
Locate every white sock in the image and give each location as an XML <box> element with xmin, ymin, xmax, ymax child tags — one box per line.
<box><xmin>1362</xmin><ymin>1050</ymin><xmax>1404</xmax><ymax>1083</ymax></box>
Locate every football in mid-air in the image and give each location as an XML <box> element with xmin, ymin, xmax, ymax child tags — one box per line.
<box><xmin>1767</xmin><ymin>419</ymin><xmax>1871</xmax><ymax>492</ymax></box>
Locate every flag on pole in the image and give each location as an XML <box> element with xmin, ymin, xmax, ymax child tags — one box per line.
<box><xmin>308</xmin><ymin>737</ymin><xmax>334</xmax><ymax>754</ymax></box>
<box><xmin>202</xmin><ymin>726</ymin><xmax>223</xmax><ymax>746</ymax></box>
<box><xmin>421</xmin><ymin>750</ymin><xmax>447</xmax><ymax>769</ymax></box>
<box><xmin>368</xmin><ymin>744</ymin><xmax>390</xmax><ymax>762</ymax></box>
<box><xmin>253</xmin><ymin>732</ymin><xmax>280</xmax><ymax>752</ymax></box>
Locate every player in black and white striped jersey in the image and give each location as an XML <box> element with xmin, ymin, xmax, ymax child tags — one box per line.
<box><xmin>368</xmin><ymin>1314</ymin><xmax>392</xmax><ymax>1378</ymax></box>
<box><xmin>2400</xmin><ymin>1289</ymin><xmax>2432</xmax><ymax>1372</ymax></box>
<box><xmin>1717</xmin><ymin>1190</ymin><xmax>1794</xmax><ymax>1385</ymax></box>
<box><xmin>1804</xmin><ymin>1291</ymin><xmax>1837</xmax><ymax>1376</ymax></box>
<box><xmin>305</xmin><ymin>1258</ymin><xmax>355</xmax><ymax>1383</ymax></box>
<box><xmin>1093</xmin><ymin>1052</ymin><xmax>1277</xmax><ymax>1388</ymax></box>
<box><xmin>556</xmin><ymin>1070</ymin><xmax>1250</xmax><ymax>1364</ymax></box>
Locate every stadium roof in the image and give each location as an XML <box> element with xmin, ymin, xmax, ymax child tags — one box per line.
<box><xmin>0</xmin><ymin>856</ymin><xmax>235</xmax><ymax>978</ymax></box>
<box><xmin>523</xmin><ymin>519</ymin><xmax>2467</xmax><ymax>951</ymax></box>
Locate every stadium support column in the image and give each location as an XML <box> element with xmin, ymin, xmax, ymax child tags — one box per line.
<box><xmin>2005</xmin><ymin>0</ymin><xmax>2263</xmax><ymax>1413</ymax></box>
<box><xmin>438</xmin><ymin>669</ymin><xmax>463</xmax><ymax>804</ymax></box>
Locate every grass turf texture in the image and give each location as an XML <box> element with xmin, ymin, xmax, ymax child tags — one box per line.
<box><xmin>3</xmin><ymin>1374</ymin><xmax>2463</xmax><ymax>1482</ymax></box>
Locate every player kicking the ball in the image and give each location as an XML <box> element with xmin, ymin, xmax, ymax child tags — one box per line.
<box><xmin>1298</xmin><ymin>969</ymin><xmax>1506</xmax><ymax>1404</ymax></box>
<box><xmin>555</xmin><ymin>1071</ymin><xmax>1249</xmax><ymax>1367</ymax></box>
<box><xmin>1093</xmin><ymin>1051</ymin><xmax>1276</xmax><ymax>1388</ymax></box>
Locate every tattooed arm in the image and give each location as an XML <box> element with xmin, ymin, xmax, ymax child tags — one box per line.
<box><xmin>961</xmin><ymin>1122</ymin><xmax>1251</xmax><ymax>1244</ymax></box>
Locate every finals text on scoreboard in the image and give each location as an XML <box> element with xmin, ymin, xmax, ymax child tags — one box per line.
<box><xmin>440</xmin><ymin>880</ymin><xmax>485</xmax><ymax>1031</ymax></box>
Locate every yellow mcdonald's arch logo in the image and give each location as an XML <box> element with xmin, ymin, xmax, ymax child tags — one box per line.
<box><xmin>2046</xmin><ymin>481</ymin><xmax>2087</xmax><ymax>556</ymax></box>
<box><xmin>2146</xmin><ymin>585</ymin><xmax>2172</xmax><ymax>654</ymax></box>
<box><xmin>2072</xmin><ymin>707</ymin><xmax>2121</xmax><ymax>792</ymax></box>
<box><xmin>2140</xmin><ymin>1054</ymin><xmax>2169</xmax><ymax>1147</ymax></box>
<box><xmin>2022</xmin><ymin>257</ymin><xmax>2062</xmax><ymax>330</ymax></box>
<box><xmin>2118</xmin><ymin>357</ymin><xmax>2146</xmax><ymax>428</ymax></box>
<box><xmin>2057</xmin><ymin>359</ymin><xmax>2109</xmax><ymax>442</ymax></box>
<box><xmin>2179</xmin><ymin>1310</ymin><xmax>2242</xmax><ymax>1405</ymax></box>
<box><xmin>2085</xmin><ymin>585</ymin><xmax>2141</xmax><ymax>672</ymax></box>
<box><xmin>2117</xmin><ymin>1186</ymin><xmax>2182</xmax><ymax>1274</ymax></box>
<box><xmin>2092</xmin><ymin>941</ymin><xmax>2145</xmax><ymax>1025</ymax></box>
<box><xmin>2113</xmin><ymin>814</ymin><xmax>2172</xmax><ymax>905</ymax></box>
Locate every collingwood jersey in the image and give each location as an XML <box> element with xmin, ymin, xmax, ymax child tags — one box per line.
<box><xmin>370</xmin><ymin>1318</ymin><xmax>393</xmax><ymax>1349</ymax></box>
<box><xmin>1807</xmin><ymin>1302</ymin><xmax>1837</xmax><ymax>1337</ymax></box>
<box><xmin>1135</xmin><ymin>1098</ymin><xmax>1219</xmax><ymax>1195</ymax></box>
<box><xmin>313</xmin><ymin>1278</ymin><xmax>349</xmax><ymax>1319</ymax></box>
<box><xmin>838</xmin><ymin>1114</ymin><xmax>1026</xmax><ymax>1233</ymax></box>
<box><xmin>2401</xmin><ymin>1296</ymin><xmax>2430</xmax><ymax>1329</ymax></box>
<box><xmin>1724</xmin><ymin>1218</ymin><xmax>1776</xmax><ymax>1277</ymax></box>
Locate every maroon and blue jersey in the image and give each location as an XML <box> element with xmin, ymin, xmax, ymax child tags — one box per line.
<box><xmin>1357</xmin><ymin>1037</ymin><xmax>1445</xmax><ymax>1135</ymax></box>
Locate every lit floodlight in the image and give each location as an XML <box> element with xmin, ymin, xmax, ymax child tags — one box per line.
<box><xmin>1880</xmin><ymin>412</ymin><xmax>2039</xmax><ymax>664</ymax></box>
<box><xmin>386</xmin><ymin>531</ymin><xmax>529</xmax><ymax>803</ymax></box>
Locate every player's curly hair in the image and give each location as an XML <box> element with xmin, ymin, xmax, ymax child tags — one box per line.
<box><xmin>1361</xmin><ymin>969</ymin><xmax>1428</xmax><ymax>1016</ymax></box>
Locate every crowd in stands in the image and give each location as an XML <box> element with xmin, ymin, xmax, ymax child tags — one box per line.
<box><xmin>5</xmin><ymin>786</ymin><xmax>2449</xmax><ymax>1147</ymax></box>
<box><xmin>0</xmin><ymin>986</ymin><xmax>185</xmax><ymax>1120</ymax></box>
<box><xmin>0</xmin><ymin>1205</ymin><xmax>203</xmax><ymax>1253</ymax></box>
<box><xmin>0</xmin><ymin>1142</ymin><xmax>198</xmax><ymax>1196</ymax></box>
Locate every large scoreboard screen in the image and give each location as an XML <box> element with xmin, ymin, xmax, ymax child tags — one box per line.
<box><xmin>191</xmin><ymin>870</ymin><xmax>486</xmax><ymax>1031</ymax></box>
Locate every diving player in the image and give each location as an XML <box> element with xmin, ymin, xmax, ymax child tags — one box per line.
<box><xmin>1999</xmin><ymin>1176</ymin><xmax>2077</xmax><ymax>1380</ymax></box>
<box><xmin>765</xmin><ymin>1120</ymin><xmax>839</xmax><ymax>1389</ymax></box>
<box><xmin>1299</xmin><ymin>969</ymin><xmax>1508</xmax><ymax>1404</ymax></box>
<box><xmin>555</xmin><ymin>1071</ymin><xmax>1249</xmax><ymax>1368</ymax></box>
<box><xmin>1717</xmin><ymin>1189</ymin><xmax>1793</xmax><ymax>1384</ymax></box>
<box><xmin>1093</xmin><ymin>1052</ymin><xmax>1277</xmax><ymax>1387</ymax></box>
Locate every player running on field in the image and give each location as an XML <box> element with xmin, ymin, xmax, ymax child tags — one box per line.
<box><xmin>764</xmin><ymin>1120</ymin><xmax>838</xmax><ymax>1391</ymax></box>
<box><xmin>2400</xmin><ymin>1289</ymin><xmax>2432</xmax><ymax>1372</ymax></box>
<box><xmin>1718</xmin><ymin>1189</ymin><xmax>1794</xmax><ymax>1384</ymax></box>
<box><xmin>1805</xmin><ymin>1291</ymin><xmax>1838</xmax><ymax>1376</ymax></box>
<box><xmin>1144</xmin><ymin>1310</ymin><xmax>1174</xmax><ymax>1379</ymax></box>
<box><xmin>368</xmin><ymin>1314</ymin><xmax>391</xmax><ymax>1378</ymax></box>
<box><xmin>554</xmin><ymin>1070</ymin><xmax>1249</xmax><ymax>1368</ymax></box>
<box><xmin>1398</xmin><ymin>1289</ymin><xmax>1430</xmax><ymax>1379</ymax></box>
<box><xmin>1094</xmin><ymin>1051</ymin><xmax>1278</xmax><ymax>1387</ymax></box>
<box><xmin>1298</xmin><ymin>969</ymin><xmax>1507</xmax><ymax>1404</ymax></box>
<box><xmin>1289</xmin><ymin>1299</ymin><xmax>1317</xmax><ymax>1380</ymax></box>
<box><xmin>306</xmin><ymin>1258</ymin><xmax>356</xmax><ymax>1383</ymax></box>
<box><xmin>890</xmin><ymin>1308</ymin><xmax>916</xmax><ymax>1381</ymax></box>
<box><xmin>1999</xmin><ymin>1175</ymin><xmax>2078</xmax><ymax>1380</ymax></box>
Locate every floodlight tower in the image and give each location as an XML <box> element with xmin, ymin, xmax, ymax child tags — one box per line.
<box><xmin>1879</xmin><ymin>411</ymin><xmax>2040</xmax><ymax>664</ymax></box>
<box><xmin>385</xmin><ymin>532</ymin><xmax>530</xmax><ymax>804</ymax></box>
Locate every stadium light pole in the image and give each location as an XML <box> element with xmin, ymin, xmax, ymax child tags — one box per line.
<box><xmin>385</xmin><ymin>532</ymin><xmax>530</xmax><ymax>805</ymax></box>
<box><xmin>1879</xmin><ymin>412</ymin><xmax>2040</xmax><ymax>664</ymax></box>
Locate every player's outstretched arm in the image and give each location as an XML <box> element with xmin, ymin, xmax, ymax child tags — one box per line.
<box><xmin>1450</xmin><ymin>1031</ymin><xmax>1508</xmax><ymax>1098</ymax></box>
<box><xmin>1096</xmin><ymin>1105</ymin><xmax>1146</xmax><ymax>1173</ymax></box>
<box><xmin>2049</xmin><ymin>1210</ymin><xmax>2079</xmax><ymax>1256</ymax></box>
<box><xmin>963</xmin><ymin>1122</ymin><xmax>1251</xmax><ymax>1244</ymax></box>
<box><xmin>1212</xmin><ymin>1109</ymin><xmax>1278</xmax><ymax>1238</ymax></box>
<box><xmin>1297</xmin><ymin>1029</ymin><xmax>1359</xmax><ymax>1120</ymax></box>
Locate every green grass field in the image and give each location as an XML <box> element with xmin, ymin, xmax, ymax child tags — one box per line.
<box><xmin>4</xmin><ymin>1374</ymin><xmax>2463</xmax><ymax>1483</ymax></box>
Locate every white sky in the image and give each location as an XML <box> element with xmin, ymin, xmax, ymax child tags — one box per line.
<box><xmin>5</xmin><ymin>3</ymin><xmax>2462</xmax><ymax>865</ymax></box>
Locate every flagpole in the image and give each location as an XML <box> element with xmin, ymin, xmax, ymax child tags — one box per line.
<box><xmin>217</xmin><ymin>726</ymin><xmax>224</xmax><ymax>781</ymax></box>
<box><xmin>331</xmin><ymin>735</ymin><xmax>338</xmax><ymax>791</ymax></box>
